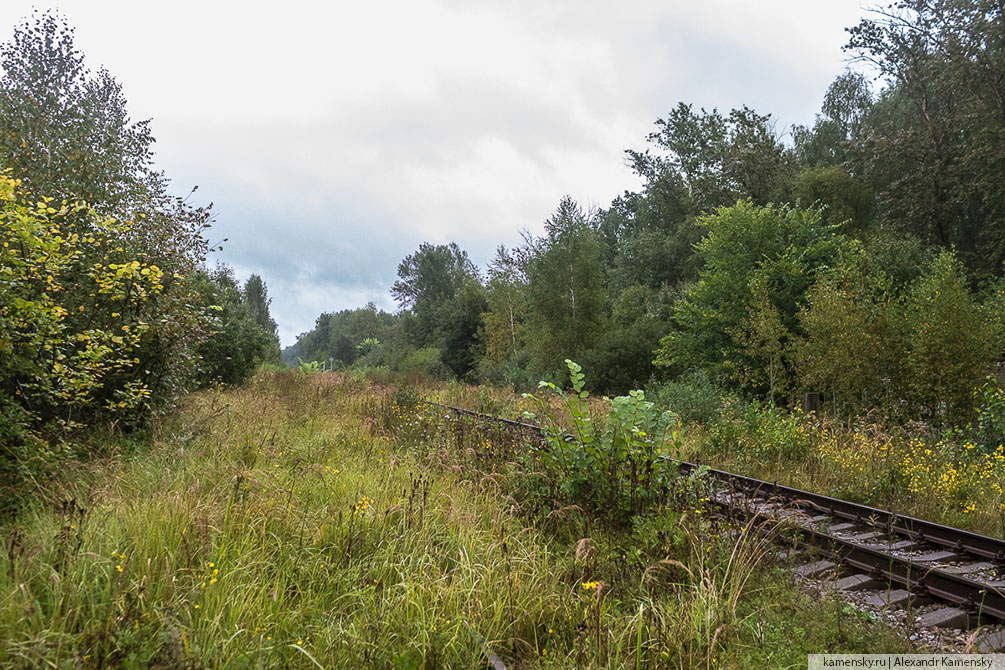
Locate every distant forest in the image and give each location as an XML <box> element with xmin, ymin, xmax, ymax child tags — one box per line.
<box><xmin>285</xmin><ymin>0</ymin><xmax>1005</xmax><ymax>428</ymax></box>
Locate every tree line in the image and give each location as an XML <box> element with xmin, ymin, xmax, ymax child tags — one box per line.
<box><xmin>287</xmin><ymin>0</ymin><xmax>1005</xmax><ymax>429</ymax></box>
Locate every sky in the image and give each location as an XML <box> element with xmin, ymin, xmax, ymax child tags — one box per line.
<box><xmin>0</xmin><ymin>1</ymin><xmax>874</xmax><ymax>346</ymax></box>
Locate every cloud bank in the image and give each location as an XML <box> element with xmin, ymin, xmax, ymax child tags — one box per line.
<box><xmin>0</xmin><ymin>0</ymin><xmax>872</xmax><ymax>344</ymax></box>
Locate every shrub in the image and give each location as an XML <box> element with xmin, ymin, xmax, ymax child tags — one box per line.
<box><xmin>475</xmin><ymin>350</ymin><xmax>539</xmax><ymax>392</ymax></box>
<box><xmin>901</xmin><ymin>250</ymin><xmax>993</xmax><ymax>426</ymax></box>
<box><xmin>521</xmin><ymin>360</ymin><xmax>702</xmax><ymax>524</ymax></box>
<box><xmin>708</xmin><ymin>398</ymin><xmax>814</xmax><ymax>464</ymax></box>
<box><xmin>0</xmin><ymin>176</ymin><xmax>201</xmax><ymax>506</ymax></box>
<box><xmin>647</xmin><ymin>369</ymin><xmax>727</xmax><ymax>425</ymax></box>
<box><xmin>972</xmin><ymin>377</ymin><xmax>1005</xmax><ymax>452</ymax></box>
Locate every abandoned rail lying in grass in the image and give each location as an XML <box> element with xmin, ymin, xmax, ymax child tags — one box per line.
<box><xmin>428</xmin><ymin>401</ymin><xmax>1005</xmax><ymax>626</ymax></box>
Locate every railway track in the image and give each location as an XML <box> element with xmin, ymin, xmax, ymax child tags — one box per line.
<box><xmin>428</xmin><ymin>402</ymin><xmax>1005</xmax><ymax>651</ymax></box>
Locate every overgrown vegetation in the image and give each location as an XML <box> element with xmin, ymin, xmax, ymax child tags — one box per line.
<box><xmin>281</xmin><ymin>4</ymin><xmax>1005</xmax><ymax>542</ymax></box>
<box><xmin>522</xmin><ymin>360</ymin><xmax>694</xmax><ymax>526</ymax></box>
<box><xmin>4</xmin><ymin>3</ymin><xmax>1005</xmax><ymax>663</ymax></box>
<box><xmin>434</xmin><ymin>373</ymin><xmax>1005</xmax><ymax>536</ymax></box>
<box><xmin>0</xmin><ymin>11</ymin><xmax>281</xmax><ymax>509</ymax></box>
<box><xmin>0</xmin><ymin>371</ymin><xmax>910</xmax><ymax>668</ymax></box>
<box><xmin>655</xmin><ymin>382</ymin><xmax>1005</xmax><ymax>536</ymax></box>
<box><xmin>288</xmin><ymin>0</ymin><xmax>1005</xmax><ymax>438</ymax></box>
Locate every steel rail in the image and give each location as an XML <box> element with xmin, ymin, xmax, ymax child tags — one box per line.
<box><xmin>427</xmin><ymin>401</ymin><xmax>1005</xmax><ymax>620</ymax></box>
<box><xmin>431</xmin><ymin>401</ymin><xmax>1005</xmax><ymax>560</ymax></box>
<box><xmin>675</xmin><ymin>462</ymin><xmax>1005</xmax><ymax>562</ymax></box>
<box><xmin>427</xmin><ymin>401</ymin><xmax>543</xmax><ymax>433</ymax></box>
<box><xmin>788</xmin><ymin>524</ymin><xmax>1005</xmax><ymax>621</ymax></box>
<box><xmin>729</xmin><ymin>496</ymin><xmax>1005</xmax><ymax>621</ymax></box>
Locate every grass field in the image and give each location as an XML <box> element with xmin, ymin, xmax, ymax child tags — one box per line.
<box><xmin>1</xmin><ymin>371</ymin><xmax>911</xmax><ymax>668</ymax></box>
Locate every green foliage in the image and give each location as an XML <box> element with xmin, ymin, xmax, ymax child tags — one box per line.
<box><xmin>438</xmin><ymin>279</ymin><xmax>486</xmax><ymax>378</ymax></box>
<box><xmin>845</xmin><ymin>0</ymin><xmax>1005</xmax><ymax>276</ymax></box>
<box><xmin>859</xmin><ymin>228</ymin><xmax>932</xmax><ymax>290</ymax></box>
<box><xmin>356</xmin><ymin>337</ymin><xmax>379</xmax><ymax>358</ymax></box>
<box><xmin>525</xmin><ymin>198</ymin><xmax>608</xmax><ymax>376</ymax></box>
<box><xmin>0</xmin><ymin>11</ymin><xmax>154</xmax><ymax>208</ymax></box>
<box><xmin>0</xmin><ymin>10</ymin><xmax>213</xmax><ymax>404</ymax></box>
<box><xmin>655</xmin><ymin>201</ymin><xmax>854</xmax><ymax>394</ymax></box>
<box><xmin>522</xmin><ymin>360</ymin><xmax>689</xmax><ymax>524</ymax></box>
<box><xmin>0</xmin><ymin>186</ymin><xmax>162</xmax><ymax>416</ymax></box>
<box><xmin>627</xmin><ymin>104</ymin><xmax>796</xmax><ymax>212</ymax></box>
<box><xmin>902</xmin><ymin>250</ymin><xmax>994</xmax><ymax>426</ymax></box>
<box><xmin>242</xmin><ymin>273</ymin><xmax>281</xmax><ymax>364</ymax></box>
<box><xmin>475</xmin><ymin>349</ymin><xmax>539</xmax><ymax>392</ymax></box>
<box><xmin>192</xmin><ymin>265</ymin><xmax>278</xmax><ymax>386</ymax></box>
<box><xmin>480</xmin><ymin>245</ymin><xmax>528</xmax><ymax>364</ymax></box>
<box><xmin>788</xmin><ymin>165</ymin><xmax>874</xmax><ymax>233</ymax></box>
<box><xmin>730</xmin><ymin>275</ymin><xmax>792</xmax><ymax>403</ymax></box>
<box><xmin>647</xmin><ymin>369</ymin><xmax>726</xmax><ymax>426</ymax></box>
<box><xmin>797</xmin><ymin>249</ymin><xmax>999</xmax><ymax>425</ymax></box>
<box><xmin>0</xmin><ymin>373</ymin><xmax>910</xmax><ymax>668</ymax></box>
<box><xmin>297</xmin><ymin>357</ymin><xmax>322</xmax><ymax>373</ymax></box>
<box><xmin>392</xmin><ymin>346</ymin><xmax>449</xmax><ymax>381</ymax></box>
<box><xmin>0</xmin><ymin>176</ymin><xmax>174</xmax><ymax>502</ymax></box>
<box><xmin>392</xmin><ymin>242</ymin><xmax>477</xmax><ymax>342</ymax></box>
<box><xmin>971</xmin><ymin>377</ymin><xmax>1005</xmax><ymax>452</ymax></box>
<box><xmin>392</xmin><ymin>242</ymin><xmax>484</xmax><ymax>378</ymax></box>
<box><xmin>708</xmin><ymin>398</ymin><xmax>814</xmax><ymax>464</ymax></box>
<box><xmin>581</xmin><ymin>284</ymin><xmax>668</xmax><ymax>393</ymax></box>
<box><xmin>792</xmin><ymin>71</ymin><xmax>873</xmax><ymax>168</ymax></box>
<box><xmin>283</xmin><ymin>303</ymin><xmax>397</xmax><ymax>370</ymax></box>
<box><xmin>0</xmin><ymin>13</ymin><xmax>229</xmax><ymax>507</ymax></box>
<box><xmin>0</xmin><ymin>9</ymin><xmax>213</xmax><ymax>298</ymax></box>
<box><xmin>392</xmin><ymin>242</ymin><xmax>477</xmax><ymax>314</ymax></box>
<box><xmin>601</xmin><ymin>189</ymin><xmax>703</xmax><ymax>291</ymax></box>
<box><xmin>796</xmin><ymin>261</ymin><xmax>898</xmax><ymax>415</ymax></box>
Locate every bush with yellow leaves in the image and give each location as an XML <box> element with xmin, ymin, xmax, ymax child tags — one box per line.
<box><xmin>0</xmin><ymin>174</ymin><xmax>198</xmax><ymax>508</ymax></box>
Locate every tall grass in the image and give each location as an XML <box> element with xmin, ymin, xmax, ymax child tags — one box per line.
<box><xmin>0</xmin><ymin>371</ymin><xmax>908</xmax><ymax>668</ymax></box>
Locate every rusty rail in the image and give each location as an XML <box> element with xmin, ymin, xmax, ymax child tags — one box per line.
<box><xmin>427</xmin><ymin>401</ymin><xmax>1005</xmax><ymax>622</ymax></box>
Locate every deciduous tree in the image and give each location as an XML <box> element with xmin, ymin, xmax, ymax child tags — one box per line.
<box><xmin>525</xmin><ymin>197</ymin><xmax>608</xmax><ymax>376</ymax></box>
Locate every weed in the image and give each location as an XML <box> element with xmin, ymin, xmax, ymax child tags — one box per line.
<box><xmin>0</xmin><ymin>370</ymin><xmax>911</xmax><ymax>668</ymax></box>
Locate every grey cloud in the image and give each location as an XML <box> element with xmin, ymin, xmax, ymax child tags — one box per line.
<box><xmin>1</xmin><ymin>0</ymin><xmax>875</xmax><ymax>345</ymax></box>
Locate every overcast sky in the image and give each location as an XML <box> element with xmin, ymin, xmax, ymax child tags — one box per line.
<box><xmin>1</xmin><ymin>1</ymin><xmax>873</xmax><ymax>345</ymax></box>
